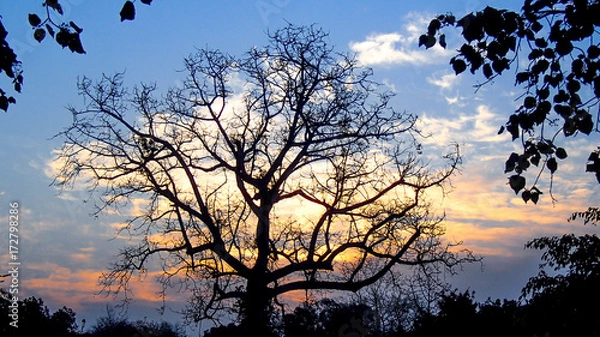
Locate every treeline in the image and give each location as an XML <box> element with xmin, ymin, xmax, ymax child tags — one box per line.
<box><xmin>2</xmin><ymin>233</ymin><xmax>599</xmax><ymax>337</ymax></box>
<box><xmin>0</xmin><ymin>293</ymin><xmax>183</xmax><ymax>337</ymax></box>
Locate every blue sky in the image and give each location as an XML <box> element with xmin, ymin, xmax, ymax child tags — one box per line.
<box><xmin>1</xmin><ymin>0</ymin><xmax>599</xmax><ymax>333</ymax></box>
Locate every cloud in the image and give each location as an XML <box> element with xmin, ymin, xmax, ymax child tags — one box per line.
<box><xmin>418</xmin><ymin>105</ymin><xmax>505</xmax><ymax>145</ymax></box>
<box><xmin>430</xmin><ymin>152</ymin><xmax>600</xmax><ymax>260</ymax></box>
<box><xmin>349</xmin><ymin>12</ymin><xmax>452</xmax><ymax>66</ymax></box>
<box><xmin>25</xmin><ymin>264</ymin><xmax>106</xmax><ymax>311</ymax></box>
<box><xmin>25</xmin><ymin>261</ymin><xmax>188</xmax><ymax>313</ymax></box>
<box><xmin>427</xmin><ymin>72</ymin><xmax>461</xmax><ymax>90</ymax></box>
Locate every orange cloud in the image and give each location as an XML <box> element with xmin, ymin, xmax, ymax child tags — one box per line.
<box><xmin>24</xmin><ymin>263</ymin><xmax>177</xmax><ymax>312</ymax></box>
<box><xmin>431</xmin><ymin>155</ymin><xmax>600</xmax><ymax>259</ymax></box>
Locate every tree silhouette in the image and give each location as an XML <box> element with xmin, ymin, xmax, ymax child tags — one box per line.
<box><xmin>0</xmin><ymin>292</ymin><xmax>79</xmax><ymax>337</ymax></box>
<box><xmin>569</xmin><ymin>206</ymin><xmax>600</xmax><ymax>225</ymax></box>
<box><xmin>53</xmin><ymin>25</ymin><xmax>474</xmax><ymax>335</ymax></box>
<box><xmin>421</xmin><ymin>0</ymin><xmax>600</xmax><ymax>202</ymax></box>
<box><xmin>521</xmin><ymin>233</ymin><xmax>600</xmax><ymax>336</ymax></box>
<box><xmin>349</xmin><ymin>261</ymin><xmax>455</xmax><ymax>335</ymax></box>
<box><xmin>87</xmin><ymin>307</ymin><xmax>183</xmax><ymax>337</ymax></box>
<box><xmin>282</xmin><ymin>298</ymin><xmax>374</xmax><ymax>337</ymax></box>
<box><xmin>408</xmin><ymin>291</ymin><xmax>524</xmax><ymax>337</ymax></box>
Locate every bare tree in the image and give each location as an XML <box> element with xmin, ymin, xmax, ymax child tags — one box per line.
<box><xmin>348</xmin><ymin>241</ymin><xmax>463</xmax><ymax>335</ymax></box>
<box><xmin>53</xmin><ymin>25</ymin><xmax>472</xmax><ymax>335</ymax></box>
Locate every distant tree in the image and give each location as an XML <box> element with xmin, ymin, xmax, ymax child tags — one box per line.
<box><xmin>53</xmin><ymin>25</ymin><xmax>475</xmax><ymax>335</ymax></box>
<box><xmin>203</xmin><ymin>322</ymin><xmax>246</xmax><ymax>337</ymax></box>
<box><xmin>87</xmin><ymin>309</ymin><xmax>184</xmax><ymax>337</ymax></box>
<box><xmin>283</xmin><ymin>304</ymin><xmax>320</xmax><ymax>337</ymax></box>
<box><xmin>349</xmin><ymin>261</ymin><xmax>455</xmax><ymax>335</ymax></box>
<box><xmin>0</xmin><ymin>0</ymin><xmax>152</xmax><ymax>112</ymax></box>
<box><xmin>409</xmin><ymin>291</ymin><xmax>524</xmax><ymax>337</ymax></box>
<box><xmin>283</xmin><ymin>298</ymin><xmax>373</xmax><ymax>337</ymax></box>
<box><xmin>0</xmin><ymin>292</ymin><xmax>79</xmax><ymax>337</ymax></box>
<box><xmin>84</xmin><ymin>305</ymin><xmax>183</xmax><ymax>337</ymax></box>
<box><xmin>521</xmin><ymin>233</ymin><xmax>600</xmax><ymax>336</ymax></box>
<box><xmin>421</xmin><ymin>0</ymin><xmax>600</xmax><ymax>203</ymax></box>
<box><xmin>87</xmin><ymin>307</ymin><xmax>138</xmax><ymax>337</ymax></box>
<box><xmin>476</xmin><ymin>298</ymin><xmax>523</xmax><ymax>337</ymax></box>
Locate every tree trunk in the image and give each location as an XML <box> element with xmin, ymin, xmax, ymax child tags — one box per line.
<box><xmin>241</xmin><ymin>276</ymin><xmax>275</xmax><ymax>336</ymax></box>
<box><xmin>240</xmin><ymin>202</ymin><xmax>275</xmax><ymax>335</ymax></box>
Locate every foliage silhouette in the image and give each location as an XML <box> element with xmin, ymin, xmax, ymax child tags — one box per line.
<box><xmin>569</xmin><ymin>206</ymin><xmax>600</xmax><ymax>225</ymax></box>
<box><xmin>0</xmin><ymin>0</ymin><xmax>152</xmax><ymax>112</ymax></box>
<box><xmin>203</xmin><ymin>322</ymin><xmax>248</xmax><ymax>337</ymax></box>
<box><xmin>406</xmin><ymin>231</ymin><xmax>600</xmax><ymax>337</ymax></box>
<box><xmin>85</xmin><ymin>307</ymin><xmax>183</xmax><ymax>337</ymax></box>
<box><xmin>53</xmin><ymin>24</ymin><xmax>474</xmax><ymax>336</ymax></box>
<box><xmin>421</xmin><ymin>0</ymin><xmax>600</xmax><ymax>202</ymax></box>
<box><xmin>0</xmin><ymin>291</ymin><xmax>79</xmax><ymax>337</ymax></box>
<box><xmin>0</xmin><ymin>18</ymin><xmax>21</xmax><ymax>112</ymax></box>
<box><xmin>408</xmin><ymin>291</ymin><xmax>524</xmax><ymax>337</ymax></box>
<box><xmin>520</xmin><ymin>232</ymin><xmax>600</xmax><ymax>336</ymax></box>
<box><xmin>283</xmin><ymin>299</ymin><xmax>373</xmax><ymax>337</ymax></box>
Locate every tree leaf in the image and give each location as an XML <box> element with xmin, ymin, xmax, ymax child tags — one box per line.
<box><xmin>509</xmin><ymin>175</ymin><xmax>526</xmax><ymax>194</ymax></box>
<box><xmin>556</xmin><ymin>147</ymin><xmax>568</xmax><ymax>160</ymax></box>
<box><xmin>515</xmin><ymin>72</ymin><xmax>530</xmax><ymax>84</ymax></box>
<box><xmin>439</xmin><ymin>34</ymin><xmax>447</xmax><ymax>48</ymax></box>
<box><xmin>524</xmin><ymin>96</ymin><xmax>536</xmax><ymax>109</ymax></box>
<box><xmin>588</xmin><ymin>45</ymin><xmax>600</xmax><ymax>58</ymax></box>
<box><xmin>120</xmin><ymin>1</ymin><xmax>136</xmax><ymax>22</ymax></box>
<box><xmin>427</xmin><ymin>19</ymin><xmax>441</xmax><ymax>35</ymax></box>
<box><xmin>68</xmin><ymin>33</ymin><xmax>86</xmax><ymax>54</ymax></box>
<box><xmin>505</xmin><ymin>152</ymin><xmax>519</xmax><ymax>173</ymax></box>
<box><xmin>530</xmin><ymin>190</ymin><xmax>540</xmax><ymax>204</ymax></box>
<box><xmin>56</xmin><ymin>29</ymin><xmax>69</xmax><ymax>48</ymax></box>
<box><xmin>547</xmin><ymin>157</ymin><xmax>558</xmax><ymax>174</ymax></box>
<box><xmin>0</xmin><ymin>96</ymin><xmax>8</xmax><ymax>111</ymax></box>
<box><xmin>451</xmin><ymin>58</ymin><xmax>467</xmax><ymax>74</ymax></box>
<box><xmin>556</xmin><ymin>38</ymin><xmax>573</xmax><ymax>56</ymax></box>
<box><xmin>483</xmin><ymin>63</ymin><xmax>493</xmax><ymax>78</ymax></box>
<box><xmin>418</xmin><ymin>34</ymin><xmax>428</xmax><ymax>47</ymax></box>
<box><xmin>46</xmin><ymin>24</ymin><xmax>55</xmax><ymax>37</ymax></box>
<box><xmin>28</xmin><ymin>14</ymin><xmax>42</xmax><ymax>27</ymax></box>
<box><xmin>522</xmin><ymin>189</ymin><xmax>531</xmax><ymax>203</ymax></box>
<box><xmin>44</xmin><ymin>0</ymin><xmax>64</xmax><ymax>15</ymax></box>
<box><xmin>34</xmin><ymin>28</ymin><xmax>46</xmax><ymax>43</ymax></box>
<box><xmin>530</xmin><ymin>152</ymin><xmax>541</xmax><ymax>166</ymax></box>
<box><xmin>69</xmin><ymin>21</ymin><xmax>83</xmax><ymax>34</ymax></box>
<box><xmin>576</xmin><ymin>112</ymin><xmax>594</xmax><ymax>135</ymax></box>
<box><xmin>141</xmin><ymin>0</ymin><xmax>152</xmax><ymax>4</ymax></box>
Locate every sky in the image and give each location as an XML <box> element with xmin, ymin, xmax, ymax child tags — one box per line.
<box><xmin>1</xmin><ymin>0</ymin><xmax>599</xmax><ymax>334</ymax></box>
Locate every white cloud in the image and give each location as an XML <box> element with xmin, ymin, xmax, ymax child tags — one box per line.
<box><xmin>349</xmin><ymin>12</ymin><xmax>452</xmax><ymax>66</ymax></box>
<box><xmin>427</xmin><ymin>72</ymin><xmax>460</xmax><ymax>90</ymax></box>
<box><xmin>445</xmin><ymin>95</ymin><xmax>460</xmax><ymax>105</ymax></box>
<box><xmin>418</xmin><ymin>105</ymin><xmax>505</xmax><ymax>145</ymax></box>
